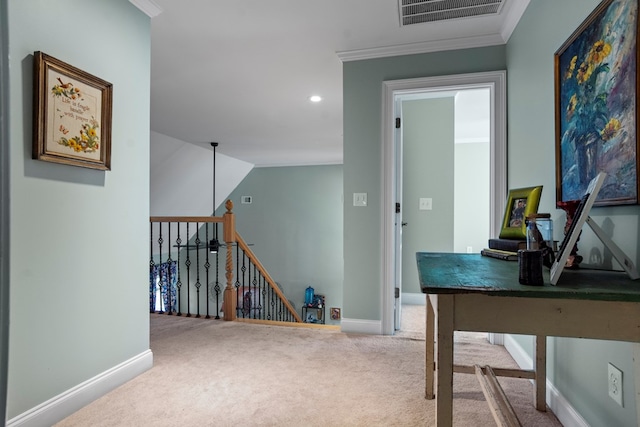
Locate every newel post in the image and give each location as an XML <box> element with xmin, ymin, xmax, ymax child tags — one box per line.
<box><xmin>222</xmin><ymin>200</ymin><xmax>236</xmax><ymax>320</ymax></box>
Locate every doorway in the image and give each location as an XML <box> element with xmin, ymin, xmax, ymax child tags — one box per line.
<box><xmin>381</xmin><ymin>71</ymin><xmax>507</xmax><ymax>335</ymax></box>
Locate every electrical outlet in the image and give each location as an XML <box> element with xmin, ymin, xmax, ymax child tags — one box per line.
<box><xmin>608</xmin><ymin>363</ymin><xmax>623</xmax><ymax>407</ymax></box>
<box><xmin>466</xmin><ymin>246</ymin><xmax>473</xmax><ymax>253</ymax></box>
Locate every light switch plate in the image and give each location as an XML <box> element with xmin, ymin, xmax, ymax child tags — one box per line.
<box><xmin>419</xmin><ymin>198</ymin><xmax>432</xmax><ymax>210</ymax></box>
<box><xmin>353</xmin><ymin>193</ymin><xmax>367</xmax><ymax>207</ymax></box>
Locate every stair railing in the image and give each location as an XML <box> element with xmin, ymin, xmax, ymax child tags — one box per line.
<box><xmin>234</xmin><ymin>231</ymin><xmax>301</xmax><ymax>322</ymax></box>
<box><xmin>149</xmin><ymin>200</ymin><xmax>301</xmax><ymax>323</ymax></box>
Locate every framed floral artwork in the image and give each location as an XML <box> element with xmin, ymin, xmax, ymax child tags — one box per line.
<box><xmin>33</xmin><ymin>51</ymin><xmax>112</xmax><ymax>170</ymax></box>
<box><xmin>498</xmin><ymin>186</ymin><xmax>543</xmax><ymax>240</ymax></box>
<box><xmin>554</xmin><ymin>0</ymin><xmax>639</xmax><ymax>206</ymax></box>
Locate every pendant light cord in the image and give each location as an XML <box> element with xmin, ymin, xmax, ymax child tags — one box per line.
<box><xmin>211</xmin><ymin>142</ymin><xmax>218</xmax><ymax>239</ymax></box>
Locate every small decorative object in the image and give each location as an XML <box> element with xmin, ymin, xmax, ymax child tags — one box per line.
<box><xmin>330</xmin><ymin>307</ymin><xmax>341</xmax><ymax>320</ymax></box>
<box><xmin>555</xmin><ymin>0</ymin><xmax>639</xmax><ymax>206</ymax></box>
<box><xmin>33</xmin><ymin>51</ymin><xmax>113</xmax><ymax>170</ymax></box>
<box><xmin>518</xmin><ymin>250</ymin><xmax>544</xmax><ymax>286</ymax></box>
<box><xmin>304</xmin><ymin>286</ymin><xmax>314</xmax><ymax>306</ymax></box>
<box><xmin>498</xmin><ymin>186</ymin><xmax>543</xmax><ymax>240</ymax></box>
<box><xmin>311</xmin><ymin>294</ymin><xmax>325</xmax><ymax>308</ymax></box>
<box><xmin>305</xmin><ymin>311</ymin><xmax>318</xmax><ymax>323</ymax></box>
<box><xmin>525</xmin><ymin>213</ymin><xmax>554</xmax><ymax>267</ymax></box>
<box><xmin>556</xmin><ymin>200</ymin><xmax>583</xmax><ymax>269</ymax></box>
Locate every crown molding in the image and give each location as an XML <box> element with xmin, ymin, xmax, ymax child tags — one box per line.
<box><xmin>129</xmin><ymin>0</ymin><xmax>163</xmax><ymax>18</ymax></box>
<box><xmin>336</xmin><ymin>33</ymin><xmax>506</xmax><ymax>62</ymax></box>
<box><xmin>499</xmin><ymin>0</ymin><xmax>530</xmax><ymax>41</ymax></box>
<box><xmin>337</xmin><ymin>0</ymin><xmax>530</xmax><ymax>62</ymax></box>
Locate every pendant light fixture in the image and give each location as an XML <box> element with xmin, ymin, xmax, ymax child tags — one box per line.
<box><xmin>209</xmin><ymin>142</ymin><xmax>220</xmax><ymax>253</ymax></box>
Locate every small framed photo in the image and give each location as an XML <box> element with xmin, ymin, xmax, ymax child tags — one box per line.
<box><xmin>33</xmin><ymin>51</ymin><xmax>113</xmax><ymax>170</ymax></box>
<box><xmin>330</xmin><ymin>307</ymin><xmax>341</xmax><ymax>320</ymax></box>
<box><xmin>498</xmin><ymin>186</ymin><xmax>543</xmax><ymax>240</ymax></box>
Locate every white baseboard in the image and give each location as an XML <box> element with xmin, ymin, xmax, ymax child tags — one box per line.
<box><xmin>7</xmin><ymin>350</ymin><xmax>153</xmax><ymax>427</ymax></box>
<box><xmin>340</xmin><ymin>318</ymin><xmax>382</xmax><ymax>335</ymax></box>
<box><xmin>504</xmin><ymin>335</ymin><xmax>588</xmax><ymax>427</ymax></box>
<box><xmin>402</xmin><ymin>292</ymin><xmax>426</xmax><ymax>305</ymax></box>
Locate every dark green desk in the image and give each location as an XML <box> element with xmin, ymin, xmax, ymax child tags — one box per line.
<box><xmin>416</xmin><ymin>252</ymin><xmax>640</xmax><ymax>426</ymax></box>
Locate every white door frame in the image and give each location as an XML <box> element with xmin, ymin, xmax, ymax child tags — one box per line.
<box><xmin>0</xmin><ymin>0</ymin><xmax>10</xmax><ymax>419</ymax></box>
<box><xmin>381</xmin><ymin>71</ymin><xmax>508</xmax><ymax>336</ymax></box>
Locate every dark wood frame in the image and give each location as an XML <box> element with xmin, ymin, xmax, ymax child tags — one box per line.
<box><xmin>554</xmin><ymin>0</ymin><xmax>639</xmax><ymax>206</ymax></box>
<box><xmin>33</xmin><ymin>51</ymin><xmax>112</xmax><ymax>170</ymax></box>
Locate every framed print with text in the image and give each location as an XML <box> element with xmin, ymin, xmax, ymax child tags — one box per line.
<box><xmin>33</xmin><ymin>51</ymin><xmax>112</xmax><ymax>170</ymax></box>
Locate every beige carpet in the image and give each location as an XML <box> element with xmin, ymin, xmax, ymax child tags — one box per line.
<box><xmin>56</xmin><ymin>306</ymin><xmax>562</xmax><ymax>426</ymax></box>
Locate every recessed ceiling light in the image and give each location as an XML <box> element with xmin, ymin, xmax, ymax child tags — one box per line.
<box><xmin>309</xmin><ymin>95</ymin><xmax>322</xmax><ymax>103</ymax></box>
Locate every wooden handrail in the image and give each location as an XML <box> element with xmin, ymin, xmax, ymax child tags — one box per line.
<box><xmin>149</xmin><ymin>216</ymin><xmax>223</xmax><ymax>223</ymax></box>
<box><xmin>236</xmin><ymin>232</ymin><xmax>302</xmax><ymax>323</ymax></box>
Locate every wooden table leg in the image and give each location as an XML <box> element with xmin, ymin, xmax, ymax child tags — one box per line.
<box><xmin>435</xmin><ymin>295</ymin><xmax>455</xmax><ymax>426</ymax></box>
<box><xmin>534</xmin><ymin>335</ymin><xmax>547</xmax><ymax>411</ymax></box>
<box><xmin>426</xmin><ymin>294</ymin><xmax>435</xmax><ymax>399</ymax></box>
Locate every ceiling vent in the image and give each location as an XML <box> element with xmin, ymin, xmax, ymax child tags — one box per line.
<box><xmin>399</xmin><ymin>0</ymin><xmax>505</xmax><ymax>26</ymax></box>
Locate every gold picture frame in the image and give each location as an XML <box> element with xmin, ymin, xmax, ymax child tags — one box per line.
<box><xmin>33</xmin><ymin>51</ymin><xmax>112</xmax><ymax>170</ymax></box>
<box><xmin>498</xmin><ymin>186</ymin><xmax>543</xmax><ymax>240</ymax></box>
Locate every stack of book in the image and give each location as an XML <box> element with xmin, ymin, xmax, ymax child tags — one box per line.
<box><xmin>480</xmin><ymin>238</ymin><xmax>526</xmax><ymax>261</ymax></box>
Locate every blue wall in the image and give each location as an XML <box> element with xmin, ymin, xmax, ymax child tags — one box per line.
<box><xmin>343</xmin><ymin>46</ymin><xmax>506</xmax><ymax>320</ymax></box>
<box><xmin>507</xmin><ymin>1</ymin><xmax>638</xmax><ymax>425</ymax></box>
<box><xmin>226</xmin><ymin>165</ymin><xmax>344</xmax><ymax>324</ymax></box>
<box><xmin>7</xmin><ymin>0</ymin><xmax>151</xmax><ymax>421</ymax></box>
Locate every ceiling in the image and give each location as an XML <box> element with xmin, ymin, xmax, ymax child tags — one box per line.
<box><xmin>148</xmin><ymin>0</ymin><xmax>528</xmax><ymax>167</ymax></box>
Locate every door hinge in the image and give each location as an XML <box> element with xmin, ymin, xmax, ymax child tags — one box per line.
<box><xmin>395</xmin><ymin>117</ymin><xmax>401</xmax><ymax>128</ymax></box>
<box><xmin>395</xmin><ymin>202</ymin><xmax>401</xmax><ymax>213</ymax></box>
<box><xmin>395</xmin><ymin>287</ymin><xmax>400</xmax><ymax>298</ymax></box>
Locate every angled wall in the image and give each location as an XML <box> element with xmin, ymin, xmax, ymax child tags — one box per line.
<box><xmin>150</xmin><ymin>131</ymin><xmax>253</xmax><ymax>216</ymax></box>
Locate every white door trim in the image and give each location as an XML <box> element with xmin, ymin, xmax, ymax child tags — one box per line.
<box><xmin>381</xmin><ymin>71</ymin><xmax>507</xmax><ymax>335</ymax></box>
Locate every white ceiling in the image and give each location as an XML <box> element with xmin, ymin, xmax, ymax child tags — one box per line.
<box><xmin>148</xmin><ymin>0</ymin><xmax>528</xmax><ymax>167</ymax></box>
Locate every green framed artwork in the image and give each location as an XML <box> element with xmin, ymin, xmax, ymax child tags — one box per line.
<box><xmin>498</xmin><ymin>186</ymin><xmax>543</xmax><ymax>240</ymax></box>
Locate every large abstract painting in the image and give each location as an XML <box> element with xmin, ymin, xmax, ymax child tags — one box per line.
<box><xmin>555</xmin><ymin>0</ymin><xmax>639</xmax><ymax>206</ymax></box>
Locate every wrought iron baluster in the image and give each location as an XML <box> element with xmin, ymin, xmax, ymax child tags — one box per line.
<box><xmin>185</xmin><ymin>223</ymin><xmax>191</xmax><ymax>317</ymax></box>
<box><xmin>205</xmin><ymin>223</ymin><xmax>211</xmax><ymax>319</ymax></box>
<box><xmin>166</xmin><ymin>222</ymin><xmax>174</xmax><ymax>315</ymax></box>
<box><xmin>194</xmin><ymin>222</ymin><xmax>201</xmax><ymax>318</ymax></box>
<box><xmin>176</xmin><ymin>224</ymin><xmax>182</xmax><ymax>316</ymax></box>
<box><xmin>269</xmin><ymin>278</ymin><xmax>275</xmax><ymax>321</ymax></box>
<box><xmin>259</xmin><ymin>275</ymin><xmax>265</xmax><ymax>320</ymax></box>
<box><xmin>214</xmin><ymin>239</ymin><xmax>220</xmax><ymax>319</ymax></box>
<box><xmin>249</xmin><ymin>264</ymin><xmax>260</xmax><ymax>319</ymax></box>
<box><xmin>157</xmin><ymin>222</ymin><xmax>165</xmax><ymax>314</ymax></box>
<box><xmin>149</xmin><ymin>222</ymin><xmax>156</xmax><ymax>313</ymax></box>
